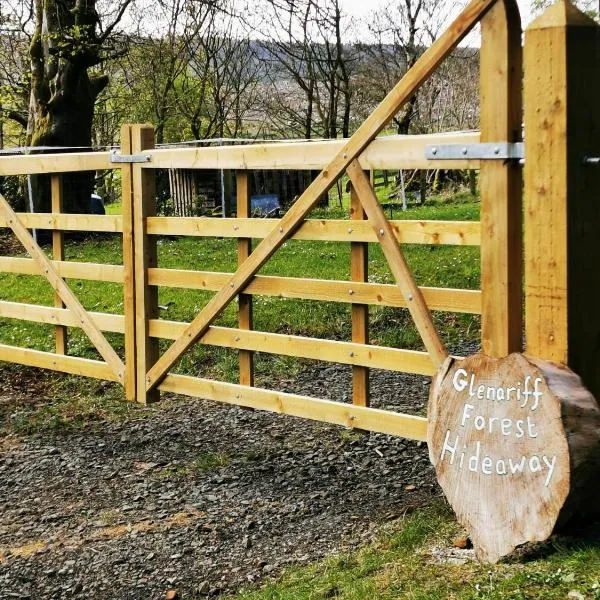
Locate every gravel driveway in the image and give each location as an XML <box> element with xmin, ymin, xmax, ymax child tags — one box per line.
<box><xmin>0</xmin><ymin>363</ymin><xmax>442</xmax><ymax>599</ymax></box>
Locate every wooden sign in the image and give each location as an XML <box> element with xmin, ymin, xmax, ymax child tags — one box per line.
<box><xmin>428</xmin><ymin>353</ymin><xmax>600</xmax><ymax>563</ymax></box>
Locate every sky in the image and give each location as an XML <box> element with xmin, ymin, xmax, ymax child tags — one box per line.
<box><xmin>338</xmin><ymin>0</ymin><xmax>535</xmax><ymax>26</ymax></box>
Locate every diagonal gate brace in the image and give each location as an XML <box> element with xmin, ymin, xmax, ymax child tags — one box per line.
<box><xmin>0</xmin><ymin>193</ymin><xmax>125</xmax><ymax>383</ymax></box>
<box><xmin>346</xmin><ymin>161</ymin><xmax>448</xmax><ymax>367</ymax></box>
<box><xmin>144</xmin><ymin>0</ymin><xmax>501</xmax><ymax>393</ymax></box>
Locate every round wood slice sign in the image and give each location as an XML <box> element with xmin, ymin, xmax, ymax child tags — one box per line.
<box><xmin>428</xmin><ymin>352</ymin><xmax>600</xmax><ymax>563</ymax></box>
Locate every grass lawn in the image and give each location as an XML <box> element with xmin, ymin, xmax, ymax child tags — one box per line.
<box><xmin>225</xmin><ymin>503</ymin><xmax>600</xmax><ymax>600</ymax></box>
<box><xmin>0</xmin><ymin>190</ymin><xmax>481</xmax><ymax>384</ymax></box>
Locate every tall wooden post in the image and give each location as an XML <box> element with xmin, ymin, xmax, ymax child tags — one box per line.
<box><xmin>130</xmin><ymin>124</ymin><xmax>160</xmax><ymax>404</ymax></box>
<box><xmin>524</xmin><ymin>2</ymin><xmax>600</xmax><ymax>399</ymax></box>
<box><xmin>479</xmin><ymin>0</ymin><xmax>523</xmax><ymax>358</ymax></box>
<box><xmin>121</xmin><ymin>124</ymin><xmax>138</xmax><ymax>402</ymax></box>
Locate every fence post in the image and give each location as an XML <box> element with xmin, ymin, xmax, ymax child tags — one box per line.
<box><xmin>50</xmin><ymin>174</ymin><xmax>68</xmax><ymax>356</ymax></box>
<box><xmin>479</xmin><ymin>0</ymin><xmax>523</xmax><ymax>358</ymax></box>
<box><xmin>523</xmin><ymin>2</ymin><xmax>600</xmax><ymax>398</ymax></box>
<box><xmin>120</xmin><ymin>124</ymin><xmax>137</xmax><ymax>402</ymax></box>
<box><xmin>130</xmin><ymin>124</ymin><xmax>160</xmax><ymax>404</ymax></box>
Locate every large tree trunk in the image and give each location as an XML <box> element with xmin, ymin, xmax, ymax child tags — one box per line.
<box><xmin>27</xmin><ymin>0</ymin><xmax>110</xmax><ymax>213</ymax></box>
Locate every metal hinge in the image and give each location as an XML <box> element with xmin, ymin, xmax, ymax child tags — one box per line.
<box><xmin>110</xmin><ymin>150</ymin><xmax>151</xmax><ymax>164</ymax></box>
<box><xmin>425</xmin><ymin>142</ymin><xmax>524</xmax><ymax>161</ymax></box>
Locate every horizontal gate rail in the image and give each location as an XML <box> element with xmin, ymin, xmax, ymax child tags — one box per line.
<box><xmin>0</xmin><ymin>343</ymin><xmax>120</xmax><ymax>381</ymax></box>
<box><xmin>147</xmin><ymin>269</ymin><xmax>482</xmax><ymax>314</ymax></box>
<box><xmin>146</xmin><ymin>217</ymin><xmax>480</xmax><ymax>246</ymax></box>
<box><xmin>0</xmin><ymin>300</ymin><xmax>438</xmax><ymax>375</ymax></box>
<box><xmin>0</xmin><ymin>257</ymin><xmax>125</xmax><ymax>283</ymax></box>
<box><xmin>159</xmin><ymin>374</ymin><xmax>429</xmax><ymax>441</ymax></box>
<box><xmin>144</xmin><ymin>132</ymin><xmax>480</xmax><ymax>172</ymax></box>
<box><xmin>0</xmin><ymin>151</ymin><xmax>114</xmax><ymax>177</ymax></box>
<box><xmin>0</xmin><ymin>213</ymin><xmax>123</xmax><ymax>233</ymax></box>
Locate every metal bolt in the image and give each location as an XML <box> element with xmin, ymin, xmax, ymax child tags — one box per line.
<box><xmin>230</xmin><ymin>282</ymin><xmax>235</xmax><ymax>288</ymax></box>
<box><xmin>347</xmin><ymin>227</ymin><xmax>353</xmax><ymax>234</ymax></box>
<box><xmin>343</xmin><ymin>153</ymin><xmax>348</xmax><ymax>159</ymax></box>
<box><xmin>235</xmin><ymin>336</ymin><xmax>240</xmax><ymax>342</ymax></box>
<box><xmin>431</xmin><ymin>147</ymin><xmax>438</xmax><ymax>155</ymax></box>
<box><xmin>494</xmin><ymin>147</ymin><xmax>500</xmax><ymax>155</ymax></box>
<box><xmin>349</xmin><ymin>352</ymin><xmax>354</xmax><ymax>357</ymax></box>
<box><xmin>379</xmin><ymin>228</ymin><xmax>384</xmax><ymax>236</ymax></box>
<box><xmin>233</xmin><ymin>225</ymin><xmax>239</xmax><ymax>231</ymax></box>
<box><xmin>348</xmin><ymin>289</ymin><xmax>354</xmax><ymax>296</ymax></box>
<box><xmin>407</xmin><ymin>294</ymin><xmax>414</xmax><ymax>302</ymax></box>
<box><xmin>462</xmin><ymin>147</ymin><xmax>468</xmax><ymax>156</ymax></box>
<box><xmin>279</xmin><ymin>226</ymin><xmax>283</xmax><ymax>233</ymax></box>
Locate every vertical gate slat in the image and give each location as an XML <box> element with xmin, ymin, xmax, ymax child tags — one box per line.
<box><xmin>51</xmin><ymin>174</ymin><xmax>67</xmax><ymax>356</ymax></box>
<box><xmin>237</xmin><ymin>171</ymin><xmax>254</xmax><ymax>387</ymax></box>
<box><xmin>350</xmin><ymin>176</ymin><xmax>369</xmax><ymax>407</ymax></box>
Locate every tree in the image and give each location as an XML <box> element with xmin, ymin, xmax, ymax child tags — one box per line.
<box><xmin>357</xmin><ymin>0</ymin><xmax>447</xmax><ymax>135</ymax></box>
<box><xmin>2</xmin><ymin>0</ymin><xmax>134</xmax><ymax>212</ymax></box>
<box><xmin>252</xmin><ymin>0</ymin><xmax>356</xmax><ymax>140</ymax></box>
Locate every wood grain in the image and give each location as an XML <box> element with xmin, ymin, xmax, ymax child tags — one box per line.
<box><xmin>480</xmin><ymin>0</ymin><xmax>523</xmax><ymax>357</ymax></box>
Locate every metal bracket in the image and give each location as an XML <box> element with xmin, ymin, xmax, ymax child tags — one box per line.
<box><xmin>110</xmin><ymin>150</ymin><xmax>151</xmax><ymax>164</ymax></box>
<box><xmin>425</xmin><ymin>142</ymin><xmax>524</xmax><ymax>161</ymax></box>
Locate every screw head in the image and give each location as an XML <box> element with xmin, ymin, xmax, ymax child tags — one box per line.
<box><xmin>431</xmin><ymin>147</ymin><xmax>438</xmax><ymax>155</ymax></box>
<box><xmin>379</xmin><ymin>228</ymin><xmax>385</xmax><ymax>236</ymax></box>
<box><xmin>462</xmin><ymin>147</ymin><xmax>468</xmax><ymax>155</ymax></box>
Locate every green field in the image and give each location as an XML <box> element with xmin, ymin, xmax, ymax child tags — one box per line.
<box><xmin>0</xmin><ymin>193</ymin><xmax>481</xmax><ymax>385</ymax></box>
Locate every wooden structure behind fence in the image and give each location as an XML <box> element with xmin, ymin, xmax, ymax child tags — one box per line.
<box><xmin>1</xmin><ymin>0</ymin><xmax>593</xmax><ymax>443</ymax></box>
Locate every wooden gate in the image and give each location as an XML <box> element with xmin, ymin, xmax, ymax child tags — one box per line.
<box><xmin>124</xmin><ymin>0</ymin><xmax>522</xmax><ymax>440</ymax></box>
<box><xmin>0</xmin><ymin>148</ymin><xmax>138</xmax><ymax>401</ymax></box>
<box><xmin>0</xmin><ymin>0</ymin><xmax>526</xmax><ymax>440</ymax></box>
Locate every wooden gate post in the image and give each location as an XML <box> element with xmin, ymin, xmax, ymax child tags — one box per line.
<box><xmin>479</xmin><ymin>0</ymin><xmax>523</xmax><ymax>358</ymax></box>
<box><xmin>121</xmin><ymin>124</ymin><xmax>138</xmax><ymax>402</ymax></box>
<box><xmin>129</xmin><ymin>124</ymin><xmax>160</xmax><ymax>404</ymax></box>
<box><xmin>524</xmin><ymin>2</ymin><xmax>600</xmax><ymax>399</ymax></box>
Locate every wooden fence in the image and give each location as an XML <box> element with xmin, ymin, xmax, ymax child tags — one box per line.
<box><xmin>2</xmin><ymin>0</ymin><xmax>583</xmax><ymax>442</ymax></box>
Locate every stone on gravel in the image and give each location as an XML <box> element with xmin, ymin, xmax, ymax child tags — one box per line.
<box><xmin>0</xmin><ymin>362</ymin><xmax>454</xmax><ymax>599</ymax></box>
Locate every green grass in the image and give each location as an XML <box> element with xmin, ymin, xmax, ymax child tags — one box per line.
<box><xmin>0</xmin><ymin>192</ymin><xmax>481</xmax><ymax>384</ymax></box>
<box><xmin>225</xmin><ymin>503</ymin><xmax>600</xmax><ymax>600</ymax></box>
<box><xmin>0</xmin><ymin>365</ymin><xmax>153</xmax><ymax>436</ymax></box>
